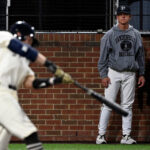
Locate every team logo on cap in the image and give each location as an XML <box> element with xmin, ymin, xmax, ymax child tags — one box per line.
<box><xmin>120</xmin><ymin>6</ymin><xmax>126</xmax><ymax>11</ymax></box>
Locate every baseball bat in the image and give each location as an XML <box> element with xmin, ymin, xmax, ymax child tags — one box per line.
<box><xmin>74</xmin><ymin>81</ymin><xmax>128</xmax><ymax>117</ymax></box>
<box><xmin>54</xmin><ymin>68</ymin><xmax>128</xmax><ymax>116</ymax></box>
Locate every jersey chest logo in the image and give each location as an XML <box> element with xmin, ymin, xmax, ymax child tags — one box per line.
<box><xmin>120</xmin><ymin>40</ymin><xmax>132</xmax><ymax>51</ymax></box>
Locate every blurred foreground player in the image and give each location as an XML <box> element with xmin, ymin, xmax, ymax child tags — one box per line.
<box><xmin>0</xmin><ymin>21</ymin><xmax>73</xmax><ymax>150</ymax></box>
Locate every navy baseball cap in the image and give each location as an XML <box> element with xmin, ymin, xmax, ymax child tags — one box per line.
<box><xmin>117</xmin><ymin>5</ymin><xmax>131</xmax><ymax>15</ymax></box>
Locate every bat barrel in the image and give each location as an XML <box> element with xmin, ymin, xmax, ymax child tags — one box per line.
<box><xmin>74</xmin><ymin>81</ymin><xmax>128</xmax><ymax>117</ymax></box>
<box><xmin>91</xmin><ymin>92</ymin><xmax>128</xmax><ymax>116</ymax></box>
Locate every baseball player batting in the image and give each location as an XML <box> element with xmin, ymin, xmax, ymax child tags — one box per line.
<box><xmin>0</xmin><ymin>21</ymin><xmax>72</xmax><ymax>150</ymax></box>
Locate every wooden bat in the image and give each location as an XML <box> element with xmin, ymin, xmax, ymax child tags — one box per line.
<box><xmin>74</xmin><ymin>81</ymin><xmax>128</xmax><ymax>117</ymax></box>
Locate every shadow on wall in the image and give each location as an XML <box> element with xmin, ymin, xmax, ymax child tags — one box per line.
<box><xmin>137</xmin><ymin>60</ymin><xmax>150</xmax><ymax>110</ymax></box>
<box><xmin>136</xmin><ymin>59</ymin><xmax>150</xmax><ymax>141</ymax></box>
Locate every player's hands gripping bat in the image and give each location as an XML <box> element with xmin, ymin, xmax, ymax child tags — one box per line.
<box><xmin>54</xmin><ymin>67</ymin><xmax>74</xmax><ymax>83</ymax></box>
<box><xmin>44</xmin><ymin>59</ymin><xmax>72</xmax><ymax>82</ymax></box>
<box><xmin>44</xmin><ymin>59</ymin><xmax>70</xmax><ymax>79</ymax></box>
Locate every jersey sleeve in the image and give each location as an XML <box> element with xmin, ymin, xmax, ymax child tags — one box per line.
<box><xmin>135</xmin><ymin>32</ymin><xmax>145</xmax><ymax>76</ymax></box>
<box><xmin>0</xmin><ymin>31</ymin><xmax>38</xmax><ymax>62</ymax></box>
<box><xmin>98</xmin><ymin>34</ymin><xmax>111</xmax><ymax>78</ymax></box>
<box><xmin>0</xmin><ymin>31</ymin><xmax>13</xmax><ymax>47</ymax></box>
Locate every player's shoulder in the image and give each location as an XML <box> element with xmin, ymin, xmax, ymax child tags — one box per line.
<box><xmin>133</xmin><ymin>28</ymin><xmax>139</xmax><ymax>33</ymax></box>
<box><xmin>102</xmin><ymin>28</ymin><xmax>113</xmax><ymax>39</ymax></box>
<box><xmin>0</xmin><ymin>31</ymin><xmax>13</xmax><ymax>37</ymax></box>
<box><xmin>131</xmin><ymin>27</ymin><xmax>140</xmax><ymax>35</ymax></box>
<box><xmin>131</xmin><ymin>27</ymin><xmax>142</xmax><ymax>39</ymax></box>
<box><xmin>0</xmin><ymin>31</ymin><xmax>13</xmax><ymax>40</ymax></box>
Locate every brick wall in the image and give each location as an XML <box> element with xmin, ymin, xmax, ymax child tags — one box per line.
<box><xmin>13</xmin><ymin>33</ymin><xmax>150</xmax><ymax>143</ymax></box>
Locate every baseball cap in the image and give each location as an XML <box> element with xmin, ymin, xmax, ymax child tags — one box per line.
<box><xmin>117</xmin><ymin>5</ymin><xmax>131</xmax><ymax>15</ymax></box>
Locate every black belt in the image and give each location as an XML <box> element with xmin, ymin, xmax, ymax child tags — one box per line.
<box><xmin>8</xmin><ymin>85</ymin><xmax>17</xmax><ymax>90</ymax></box>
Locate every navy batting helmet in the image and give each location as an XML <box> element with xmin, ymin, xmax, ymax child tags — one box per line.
<box><xmin>10</xmin><ymin>21</ymin><xmax>39</xmax><ymax>47</ymax></box>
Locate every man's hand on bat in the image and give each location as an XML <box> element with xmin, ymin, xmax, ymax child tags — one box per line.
<box><xmin>54</xmin><ymin>67</ymin><xmax>74</xmax><ymax>84</ymax></box>
<box><xmin>61</xmin><ymin>73</ymin><xmax>74</xmax><ymax>83</ymax></box>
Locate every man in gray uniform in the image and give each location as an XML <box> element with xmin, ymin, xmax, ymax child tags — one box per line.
<box><xmin>96</xmin><ymin>5</ymin><xmax>145</xmax><ymax>144</ymax></box>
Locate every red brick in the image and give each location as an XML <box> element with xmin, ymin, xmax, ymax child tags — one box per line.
<box><xmin>54</xmin><ymin>115</ymin><xmax>69</xmax><ymax>120</ymax></box>
<box><xmin>80</xmin><ymin>34</ymin><xmax>85</xmax><ymax>41</ymax></box>
<box><xmin>70</xmin><ymin>126</ymin><xmax>84</xmax><ymax>130</ymax></box>
<box><xmin>54</xmin><ymin>105</ymin><xmax>69</xmax><ymax>110</ymax></box>
<box><xmin>62</xmin><ymin>120</ymin><xmax>77</xmax><ymax>125</ymax></box>
<box><xmin>43</xmin><ymin>34</ymin><xmax>49</xmax><ymax>41</ymax></box>
<box><xmin>65</xmin><ymin>34</ymin><xmax>69</xmax><ymax>41</ymax></box>
<box><xmin>46</xmin><ymin>120</ymin><xmax>61</xmax><ymax>125</ymax></box>
<box><xmin>38</xmin><ymin>105</ymin><xmax>53</xmax><ymax>109</ymax></box>
<box><xmin>62</xmin><ymin>100</ymin><xmax>76</xmax><ymax>105</ymax></box>
<box><xmin>70</xmin><ymin>115</ymin><xmax>84</xmax><ymax>120</ymax></box>
<box><xmin>70</xmin><ymin>105</ymin><xmax>84</xmax><ymax>109</ymax></box>
<box><xmin>46</xmin><ymin>131</ymin><xmax>61</xmax><ymax>136</ymax></box>
<box><xmin>39</xmin><ymin>125</ymin><xmax>53</xmax><ymax>130</ymax></box>
<box><xmin>77</xmin><ymin>131</ymin><xmax>92</xmax><ymax>136</ymax></box>
<box><xmin>22</xmin><ymin>105</ymin><xmax>38</xmax><ymax>109</ymax></box>
<box><xmin>38</xmin><ymin>115</ymin><xmax>53</xmax><ymax>120</ymax></box>
<box><xmin>70</xmin><ymin>34</ymin><xmax>75</xmax><ymax>41</ymax></box>
<box><xmin>55</xmin><ymin>52</ymin><xmax>69</xmax><ymax>57</ymax></box>
<box><xmin>74</xmin><ymin>34</ymin><xmax>80</xmax><ymax>41</ymax></box>
<box><xmin>62</xmin><ymin>131</ymin><xmax>76</xmax><ymax>136</ymax></box>
<box><xmin>62</xmin><ymin>110</ymin><xmax>77</xmax><ymax>114</ymax></box>
<box><xmin>85</xmin><ymin>34</ymin><xmax>91</xmax><ymax>41</ymax></box>
<box><xmin>54</xmin><ymin>94</ymin><xmax>68</xmax><ymax>99</ymax></box>
<box><xmin>54</xmin><ymin>126</ymin><xmax>69</xmax><ymax>130</ymax></box>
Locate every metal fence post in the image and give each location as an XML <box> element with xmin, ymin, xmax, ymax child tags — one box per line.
<box><xmin>6</xmin><ymin>0</ymin><xmax>11</xmax><ymax>30</ymax></box>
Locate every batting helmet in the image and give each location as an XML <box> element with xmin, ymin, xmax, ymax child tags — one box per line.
<box><xmin>10</xmin><ymin>21</ymin><xmax>39</xmax><ymax>47</ymax></box>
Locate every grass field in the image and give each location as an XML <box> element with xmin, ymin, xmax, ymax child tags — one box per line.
<box><xmin>8</xmin><ymin>143</ymin><xmax>150</xmax><ymax>150</ymax></box>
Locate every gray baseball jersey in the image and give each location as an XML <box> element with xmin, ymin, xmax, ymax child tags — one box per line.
<box><xmin>98</xmin><ymin>25</ymin><xmax>145</xmax><ymax>78</ymax></box>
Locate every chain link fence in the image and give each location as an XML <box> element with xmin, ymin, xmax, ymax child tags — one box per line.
<box><xmin>0</xmin><ymin>0</ymin><xmax>7</xmax><ymax>30</ymax></box>
<box><xmin>0</xmin><ymin>0</ymin><xmax>150</xmax><ymax>32</ymax></box>
<box><xmin>7</xmin><ymin>0</ymin><xmax>108</xmax><ymax>32</ymax></box>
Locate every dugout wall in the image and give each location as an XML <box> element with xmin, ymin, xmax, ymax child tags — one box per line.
<box><xmin>9</xmin><ymin>32</ymin><xmax>150</xmax><ymax>143</ymax></box>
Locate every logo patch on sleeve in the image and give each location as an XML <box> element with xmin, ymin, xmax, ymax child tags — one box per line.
<box><xmin>22</xmin><ymin>45</ymin><xmax>28</xmax><ymax>52</ymax></box>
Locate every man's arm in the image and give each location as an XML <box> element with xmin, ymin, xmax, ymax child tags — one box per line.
<box><xmin>8</xmin><ymin>38</ymin><xmax>38</xmax><ymax>62</ymax></box>
<box><xmin>134</xmin><ymin>31</ymin><xmax>145</xmax><ymax>76</ymax></box>
<box><xmin>98</xmin><ymin>37</ymin><xmax>109</xmax><ymax>79</ymax></box>
<box><xmin>135</xmin><ymin>32</ymin><xmax>145</xmax><ymax>88</ymax></box>
<box><xmin>23</xmin><ymin>75</ymin><xmax>63</xmax><ymax>89</ymax></box>
<box><xmin>0</xmin><ymin>31</ymin><xmax>72</xmax><ymax>80</ymax></box>
<box><xmin>137</xmin><ymin>46</ymin><xmax>145</xmax><ymax>76</ymax></box>
<box><xmin>7</xmin><ymin>38</ymin><xmax>57</xmax><ymax>74</ymax></box>
<box><xmin>24</xmin><ymin>74</ymin><xmax>74</xmax><ymax>89</ymax></box>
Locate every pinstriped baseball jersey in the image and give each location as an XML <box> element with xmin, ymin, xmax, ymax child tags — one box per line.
<box><xmin>0</xmin><ymin>31</ymin><xmax>37</xmax><ymax>148</ymax></box>
<box><xmin>0</xmin><ymin>32</ymin><xmax>34</xmax><ymax>89</ymax></box>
